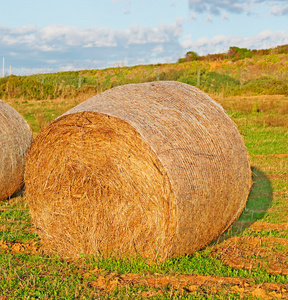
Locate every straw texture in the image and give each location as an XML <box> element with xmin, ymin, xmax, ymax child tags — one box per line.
<box><xmin>25</xmin><ymin>81</ymin><xmax>251</xmax><ymax>260</ymax></box>
<box><xmin>0</xmin><ymin>100</ymin><xmax>33</xmax><ymax>201</ymax></box>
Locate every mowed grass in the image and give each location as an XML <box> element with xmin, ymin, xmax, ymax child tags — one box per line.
<box><xmin>0</xmin><ymin>94</ymin><xmax>287</xmax><ymax>299</ymax></box>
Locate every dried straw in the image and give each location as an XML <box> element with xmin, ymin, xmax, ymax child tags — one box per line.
<box><xmin>0</xmin><ymin>100</ymin><xmax>33</xmax><ymax>201</ymax></box>
<box><xmin>25</xmin><ymin>81</ymin><xmax>251</xmax><ymax>260</ymax></box>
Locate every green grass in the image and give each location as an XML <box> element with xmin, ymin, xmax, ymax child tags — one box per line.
<box><xmin>0</xmin><ymin>225</ymin><xmax>287</xmax><ymax>299</ymax></box>
<box><xmin>0</xmin><ymin>93</ymin><xmax>287</xmax><ymax>298</ymax></box>
<box><xmin>6</xmin><ymin>98</ymin><xmax>85</xmax><ymax>134</ymax></box>
<box><xmin>240</xmin><ymin>228</ymin><xmax>288</xmax><ymax>239</ymax></box>
<box><xmin>242</xmin><ymin>126</ymin><xmax>288</xmax><ymax>155</ymax></box>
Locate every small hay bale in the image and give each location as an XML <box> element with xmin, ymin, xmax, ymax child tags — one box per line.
<box><xmin>25</xmin><ymin>81</ymin><xmax>251</xmax><ymax>260</ymax></box>
<box><xmin>0</xmin><ymin>100</ymin><xmax>33</xmax><ymax>201</ymax></box>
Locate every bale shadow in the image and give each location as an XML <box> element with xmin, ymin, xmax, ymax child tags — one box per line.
<box><xmin>213</xmin><ymin>166</ymin><xmax>273</xmax><ymax>244</ymax></box>
<box><xmin>2</xmin><ymin>190</ymin><xmax>25</xmax><ymax>205</ymax></box>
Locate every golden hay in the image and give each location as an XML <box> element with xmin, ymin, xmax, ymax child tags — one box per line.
<box><xmin>25</xmin><ymin>81</ymin><xmax>252</xmax><ymax>260</ymax></box>
<box><xmin>0</xmin><ymin>100</ymin><xmax>33</xmax><ymax>201</ymax></box>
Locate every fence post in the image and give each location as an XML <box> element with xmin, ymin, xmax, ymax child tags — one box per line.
<box><xmin>2</xmin><ymin>57</ymin><xmax>4</xmax><ymax>78</ymax></box>
<box><xmin>78</xmin><ymin>75</ymin><xmax>82</xmax><ymax>88</ymax></box>
<box><xmin>156</xmin><ymin>69</ymin><xmax>160</xmax><ymax>81</ymax></box>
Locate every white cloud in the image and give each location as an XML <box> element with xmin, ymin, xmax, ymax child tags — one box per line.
<box><xmin>1</xmin><ymin>23</ymin><xmax>182</xmax><ymax>51</ymax></box>
<box><xmin>83</xmin><ymin>43</ymin><xmax>93</xmax><ymax>48</ymax></box>
<box><xmin>1</xmin><ymin>23</ymin><xmax>183</xmax><ymax>75</ymax></box>
<box><xmin>270</xmin><ymin>4</ymin><xmax>288</xmax><ymax>15</ymax></box>
<box><xmin>190</xmin><ymin>12</ymin><xmax>197</xmax><ymax>20</ymax></box>
<box><xmin>127</xmin><ymin>23</ymin><xmax>182</xmax><ymax>45</ymax></box>
<box><xmin>189</xmin><ymin>0</ymin><xmax>288</xmax><ymax>16</ymax></box>
<box><xmin>153</xmin><ymin>45</ymin><xmax>164</xmax><ymax>53</ymax></box>
<box><xmin>11</xmin><ymin>67</ymin><xmax>55</xmax><ymax>76</ymax></box>
<box><xmin>189</xmin><ymin>0</ymin><xmax>247</xmax><ymax>15</ymax></box>
<box><xmin>10</xmin><ymin>25</ymin><xmax>37</xmax><ymax>34</ymax></box>
<box><xmin>205</xmin><ymin>14</ymin><xmax>213</xmax><ymax>23</ymax></box>
<box><xmin>181</xmin><ymin>30</ymin><xmax>288</xmax><ymax>55</ymax></box>
<box><xmin>60</xmin><ymin>65</ymin><xmax>82</xmax><ymax>72</ymax></box>
<box><xmin>222</xmin><ymin>12</ymin><xmax>229</xmax><ymax>20</ymax></box>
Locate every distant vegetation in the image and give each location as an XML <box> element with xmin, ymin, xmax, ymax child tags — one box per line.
<box><xmin>178</xmin><ymin>44</ymin><xmax>288</xmax><ymax>62</ymax></box>
<box><xmin>1</xmin><ymin>44</ymin><xmax>288</xmax><ymax>100</ymax></box>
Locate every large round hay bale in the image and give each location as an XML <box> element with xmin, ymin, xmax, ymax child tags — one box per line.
<box><xmin>0</xmin><ymin>100</ymin><xmax>33</xmax><ymax>201</ymax></box>
<box><xmin>25</xmin><ymin>81</ymin><xmax>251</xmax><ymax>260</ymax></box>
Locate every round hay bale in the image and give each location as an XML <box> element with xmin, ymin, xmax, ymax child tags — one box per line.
<box><xmin>25</xmin><ymin>81</ymin><xmax>251</xmax><ymax>260</ymax></box>
<box><xmin>0</xmin><ymin>100</ymin><xmax>33</xmax><ymax>201</ymax></box>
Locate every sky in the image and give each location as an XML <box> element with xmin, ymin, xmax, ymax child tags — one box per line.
<box><xmin>1</xmin><ymin>0</ymin><xmax>288</xmax><ymax>75</ymax></box>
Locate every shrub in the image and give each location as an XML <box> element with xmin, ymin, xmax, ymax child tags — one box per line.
<box><xmin>241</xmin><ymin>77</ymin><xmax>288</xmax><ymax>95</ymax></box>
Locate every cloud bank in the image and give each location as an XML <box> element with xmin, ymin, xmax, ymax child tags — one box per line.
<box><xmin>0</xmin><ymin>22</ymin><xmax>183</xmax><ymax>75</ymax></box>
<box><xmin>1</xmin><ymin>22</ymin><xmax>288</xmax><ymax>75</ymax></box>
<box><xmin>189</xmin><ymin>0</ymin><xmax>288</xmax><ymax>15</ymax></box>
<box><xmin>181</xmin><ymin>30</ymin><xmax>288</xmax><ymax>55</ymax></box>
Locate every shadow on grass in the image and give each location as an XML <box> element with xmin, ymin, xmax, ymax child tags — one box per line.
<box><xmin>214</xmin><ymin>166</ymin><xmax>273</xmax><ymax>243</ymax></box>
<box><xmin>3</xmin><ymin>190</ymin><xmax>24</xmax><ymax>202</ymax></box>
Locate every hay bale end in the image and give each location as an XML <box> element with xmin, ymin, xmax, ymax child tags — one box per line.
<box><xmin>25</xmin><ymin>81</ymin><xmax>251</xmax><ymax>260</ymax></box>
<box><xmin>0</xmin><ymin>100</ymin><xmax>33</xmax><ymax>201</ymax></box>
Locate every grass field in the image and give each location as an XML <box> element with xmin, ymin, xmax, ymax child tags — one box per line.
<box><xmin>0</xmin><ymin>92</ymin><xmax>287</xmax><ymax>299</ymax></box>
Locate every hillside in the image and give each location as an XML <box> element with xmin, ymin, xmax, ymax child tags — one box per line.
<box><xmin>0</xmin><ymin>45</ymin><xmax>288</xmax><ymax>100</ymax></box>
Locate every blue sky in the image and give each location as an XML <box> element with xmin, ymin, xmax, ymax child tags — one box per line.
<box><xmin>1</xmin><ymin>0</ymin><xmax>288</xmax><ymax>75</ymax></box>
